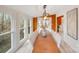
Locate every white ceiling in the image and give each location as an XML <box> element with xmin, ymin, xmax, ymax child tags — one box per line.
<box><xmin>6</xmin><ymin>5</ymin><xmax>79</xmax><ymax>17</ymax></box>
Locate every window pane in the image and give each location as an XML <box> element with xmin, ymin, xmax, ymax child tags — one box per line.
<box><xmin>3</xmin><ymin>14</ymin><xmax>11</xmax><ymax>33</ymax></box>
<box><xmin>0</xmin><ymin>33</ymin><xmax>11</xmax><ymax>53</ymax></box>
<box><xmin>0</xmin><ymin>13</ymin><xmax>11</xmax><ymax>53</ymax></box>
<box><xmin>20</xmin><ymin>19</ymin><xmax>24</xmax><ymax>40</ymax></box>
<box><xmin>0</xmin><ymin>13</ymin><xmax>3</xmax><ymax>34</ymax></box>
<box><xmin>28</xmin><ymin>20</ymin><xmax>30</xmax><ymax>34</ymax></box>
<box><xmin>20</xmin><ymin>19</ymin><xmax>24</xmax><ymax>28</ymax></box>
<box><xmin>0</xmin><ymin>13</ymin><xmax>11</xmax><ymax>34</ymax></box>
<box><xmin>20</xmin><ymin>29</ymin><xmax>24</xmax><ymax>40</ymax></box>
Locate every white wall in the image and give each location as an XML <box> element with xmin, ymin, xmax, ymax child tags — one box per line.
<box><xmin>62</xmin><ymin>7</ymin><xmax>79</xmax><ymax>52</ymax></box>
<box><xmin>49</xmin><ymin>6</ymin><xmax>79</xmax><ymax>52</ymax></box>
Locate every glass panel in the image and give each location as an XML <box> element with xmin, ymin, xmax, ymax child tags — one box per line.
<box><xmin>20</xmin><ymin>19</ymin><xmax>24</xmax><ymax>28</ymax></box>
<box><xmin>0</xmin><ymin>13</ymin><xmax>11</xmax><ymax>53</ymax></box>
<box><xmin>20</xmin><ymin>29</ymin><xmax>24</xmax><ymax>40</ymax></box>
<box><xmin>28</xmin><ymin>20</ymin><xmax>30</xmax><ymax>34</ymax></box>
<box><xmin>0</xmin><ymin>13</ymin><xmax>3</xmax><ymax>34</ymax></box>
<box><xmin>20</xmin><ymin>19</ymin><xmax>24</xmax><ymax>40</ymax></box>
<box><xmin>0</xmin><ymin>13</ymin><xmax>11</xmax><ymax>34</ymax></box>
<box><xmin>3</xmin><ymin>14</ymin><xmax>11</xmax><ymax>33</ymax></box>
<box><xmin>0</xmin><ymin>33</ymin><xmax>11</xmax><ymax>53</ymax></box>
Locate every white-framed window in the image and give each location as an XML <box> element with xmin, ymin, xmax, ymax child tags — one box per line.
<box><xmin>0</xmin><ymin>13</ymin><xmax>11</xmax><ymax>53</ymax></box>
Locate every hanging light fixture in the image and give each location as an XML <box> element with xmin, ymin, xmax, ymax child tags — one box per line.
<box><xmin>42</xmin><ymin>5</ymin><xmax>49</xmax><ymax>19</ymax></box>
<box><xmin>43</xmin><ymin>5</ymin><xmax>47</xmax><ymax>16</ymax></box>
<box><xmin>40</xmin><ymin>5</ymin><xmax>48</xmax><ymax>37</ymax></box>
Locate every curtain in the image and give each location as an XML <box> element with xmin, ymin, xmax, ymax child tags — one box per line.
<box><xmin>57</xmin><ymin>16</ymin><xmax>63</xmax><ymax>32</ymax></box>
<box><xmin>51</xmin><ymin>14</ymin><xmax>56</xmax><ymax>31</ymax></box>
<box><xmin>57</xmin><ymin>16</ymin><xmax>63</xmax><ymax>25</ymax></box>
<box><xmin>33</xmin><ymin>17</ymin><xmax>37</xmax><ymax>32</ymax></box>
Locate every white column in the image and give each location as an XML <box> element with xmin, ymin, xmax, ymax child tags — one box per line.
<box><xmin>24</xmin><ymin>17</ymin><xmax>28</xmax><ymax>40</ymax></box>
<box><xmin>30</xmin><ymin>18</ymin><xmax>33</xmax><ymax>34</ymax></box>
<box><xmin>37</xmin><ymin>18</ymin><xmax>41</xmax><ymax>33</ymax></box>
<box><xmin>11</xmin><ymin>14</ymin><xmax>20</xmax><ymax>51</ymax></box>
<box><xmin>50</xmin><ymin>18</ymin><xmax>52</xmax><ymax>32</ymax></box>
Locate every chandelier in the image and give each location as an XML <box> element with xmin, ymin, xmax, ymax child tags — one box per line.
<box><xmin>42</xmin><ymin>5</ymin><xmax>49</xmax><ymax>19</ymax></box>
<box><xmin>40</xmin><ymin>5</ymin><xmax>48</xmax><ymax>37</ymax></box>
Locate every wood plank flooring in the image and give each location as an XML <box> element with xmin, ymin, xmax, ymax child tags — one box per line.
<box><xmin>32</xmin><ymin>32</ymin><xmax>60</xmax><ymax>53</ymax></box>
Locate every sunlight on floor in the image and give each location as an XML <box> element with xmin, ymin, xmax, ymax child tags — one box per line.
<box><xmin>16</xmin><ymin>40</ymin><xmax>33</xmax><ymax>53</ymax></box>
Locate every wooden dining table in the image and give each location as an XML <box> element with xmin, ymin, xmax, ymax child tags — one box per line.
<box><xmin>32</xmin><ymin>32</ymin><xmax>60</xmax><ymax>53</ymax></box>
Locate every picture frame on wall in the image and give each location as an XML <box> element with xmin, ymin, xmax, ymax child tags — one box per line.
<box><xmin>67</xmin><ymin>8</ymin><xmax>78</xmax><ymax>40</ymax></box>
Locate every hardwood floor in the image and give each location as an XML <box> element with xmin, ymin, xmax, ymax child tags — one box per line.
<box><xmin>32</xmin><ymin>32</ymin><xmax>60</xmax><ymax>53</ymax></box>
